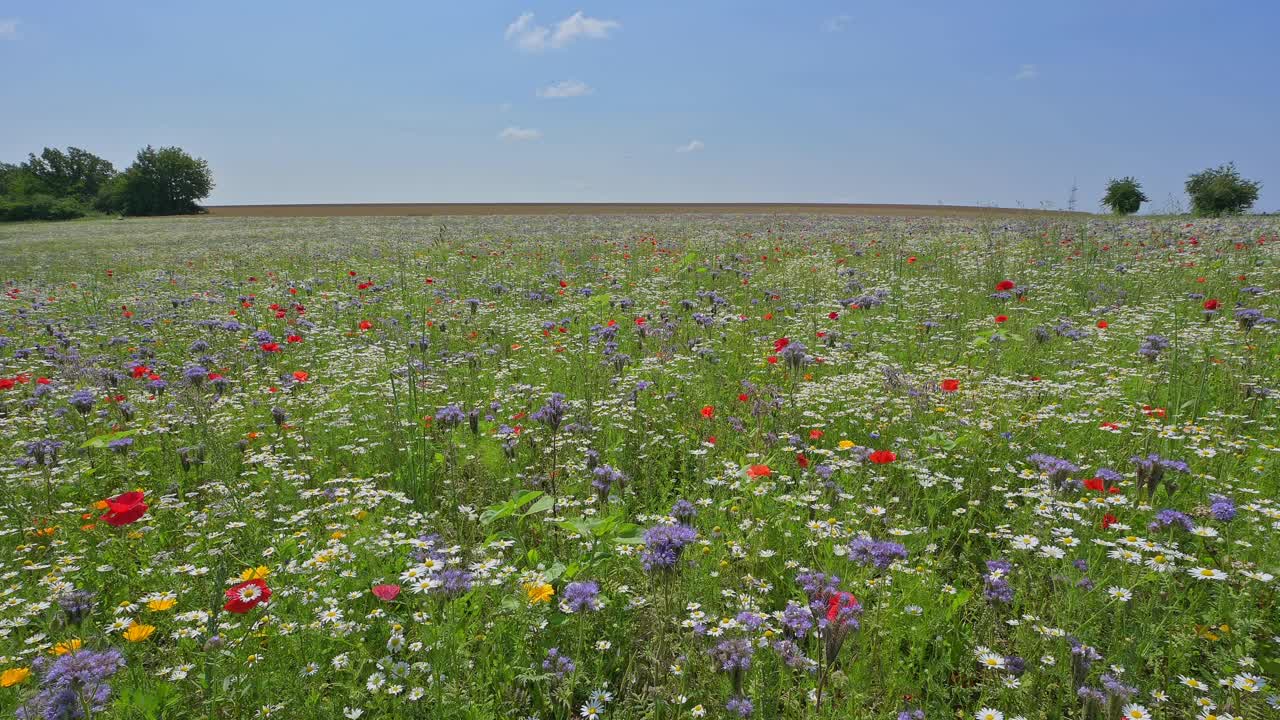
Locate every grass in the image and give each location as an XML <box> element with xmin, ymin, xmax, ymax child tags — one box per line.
<box><xmin>0</xmin><ymin>212</ymin><xmax>1277</xmax><ymax>720</ymax></box>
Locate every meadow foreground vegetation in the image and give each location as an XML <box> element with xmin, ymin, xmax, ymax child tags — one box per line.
<box><xmin>0</xmin><ymin>213</ymin><xmax>1277</xmax><ymax>720</ymax></box>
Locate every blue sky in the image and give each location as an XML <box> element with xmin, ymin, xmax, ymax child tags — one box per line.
<box><xmin>2</xmin><ymin>2</ymin><xmax>1277</xmax><ymax>210</ymax></box>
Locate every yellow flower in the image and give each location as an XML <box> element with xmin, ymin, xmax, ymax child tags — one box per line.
<box><xmin>52</xmin><ymin>639</ymin><xmax>82</xmax><ymax>656</ymax></box>
<box><xmin>1</xmin><ymin>667</ymin><xmax>31</xmax><ymax>687</ymax></box>
<box><xmin>123</xmin><ymin>624</ymin><xmax>156</xmax><ymax>643</ymax></box>
<box><xmin>148</xmin><ymin>598</ymin><xmax>177</xmax><ymax>612</ymax></box>
<box><xmin>240</xmin><ymin>566</ymin><xmax>270</xmax><ymax>581</ymax></box>
<box><xmin>523</xmin><ymin>583</ymin><xmax>554</xmax><ymax>605</ymax></box>
<box><xmin>838</xmin><ymin>440</ymin><xmax>855</xmax><ymax>450</ymax></box>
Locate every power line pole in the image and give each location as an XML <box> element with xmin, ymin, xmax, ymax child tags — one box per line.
<box><xmin>1068</xmin><ymin>177</ymin><xmax>1079</xmax><ymax>212</ymax></box>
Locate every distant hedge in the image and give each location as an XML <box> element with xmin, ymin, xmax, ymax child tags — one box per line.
<box><xmin>0</xmin><ymin>194</ymin><xmax>91</xmax><ymax>222</ymax></box>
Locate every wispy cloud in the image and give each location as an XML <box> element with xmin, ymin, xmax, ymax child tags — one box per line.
<box><xmin>498</xmin><ymin>126</ymin><xmax>542</xmax><ymax>142</ymax></box>
<box><xmin>505</xmin><ymin>11</ymin><xmax>620</xmax><ymax>52</ymax></box>
<box><xmin>1015</xmin><ymin>63</ymin><xmax>1039</xmax><ymax>80</ymax></box>
<box><xmin>537</xmin><ymin>80</ymin><xmax>593</xmax><ymax>99</ymax></box>
<box><xmin>0</xmin><ymin>19</ymin><xmax>19</xmax><ymax>39</ymax></box>
<box><xmin>675</xmin><ymin>140</ymin><xmax>704</xmax><ymax>153</ymax></box>
<box><xmin>823</xmin><ymin>15</ymin><xmax>852</xmax><ymax>32</ymax></box>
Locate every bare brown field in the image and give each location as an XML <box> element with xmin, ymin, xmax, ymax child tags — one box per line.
<box><xmin>205</xmin><ymin>202</ymin><xmax>1087</xmax><ymax>218</ymax></box>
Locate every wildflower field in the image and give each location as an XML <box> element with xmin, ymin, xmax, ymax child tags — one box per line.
<box><xmin>0</xmin><ymin>213</ymin><xmax>1277</xmax><ymax>720</ymax></box>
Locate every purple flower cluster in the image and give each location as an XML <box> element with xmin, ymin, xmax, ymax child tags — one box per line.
<box><xmin>561</xmin><ymin>581</ymin><xmax>601</xmax><ymax>613</ymax></box>
<box><xmin>983</xmin><ymin>559</ymin><xmax>1015</xmax><ymax>605</ymax></box>
<box><xmin>434</xmin><ymin>404</ymin><xmax>465</xmax><ymax>428</ymax></box>
<box><xmin>641</xmin><ymin>523</ymin><xmax>697</xmax><ymax>573</ymax></box>
<box><xmin>670</xmin><ymin>499</ymin><xmax>697</xmax><ymax>525</ymax></box>
<box><xmin>56</xmin><ymin>590</ymin><xmax>95</xmax><ymax>625</ymax></box>
<box><xmin>1132</xmin><ymin>453</ymin><xmax>1189</xmax><ymax>498</ymax></box>
<box><xmin>1027</xmin><ymin>453</ymin><xmax>1079</xmax><ymax>489</ymax></box>
<box><xmin>17</xmin><ymin>648</ymin><xmax>125</xmax><ymax>720</ymax></box>
<box><xmin>591</xmin><ymin>465</ymin><xmax>624</xmax><ymax>500</ymax></box>
<box><xmin>530</xmin><ymin>392</ymin><xmax>567</xmax><ymax>432</ymax></box>
<box><xmin>1209</xmin><ymin>494</ymin><xmax>1236</xmax><ymax>521</ymax></box>
<box><xmin>68</xmin><ymin>389</ymin><xmax>95</xmax><ymax>414</ymax></box>
<box><xmin>711</xmin><ymin>638</ymin><xmax>753</xmax><ymax>693</ymax></box>
<box><xmin>725</xmin><ymin>696</ymin><xmax>754</xmax><ymax>718</ymax></box>
<box><xmin>1138</xmin><ymin>334</ymin><xmax>1170</xmax><ymax>360</ymax></box>
<box><xmin>780</xmin><ymin>601</ymin><xmax>814</xmax><ymax>639</ymax></box>
<box><xmin>1149</xmin><ymin>509</ymin><xmax>1193</xmax><ymax>532</ymax></box>
<box><xmin>542</xmin><ymin>647</ymin><xmax>575</xmax><ymax>680</ymax></box>
<box><xmin>432</xmin><ymin>568</ymin><xmax>473</xmax><ymax>597</ymax></box>
<box><xmin>847</xmin><ymin>537</ymin><xmax>908</xmax><ymax>570</ymax></box>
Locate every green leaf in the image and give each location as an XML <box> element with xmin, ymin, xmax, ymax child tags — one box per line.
<box><xmin>520</xmin><ymin>494</ymin><xmax>556</xmax><ymax>517</ymax></box>
<box><xmin>80</xmin><ymin>429</ymin><xmax>138</xmax><ymax>450</ymax></box>
<box><xmin>946</xmin><ymin>589</ymin><xmax>972</xmax><ymax>620</ymax></box>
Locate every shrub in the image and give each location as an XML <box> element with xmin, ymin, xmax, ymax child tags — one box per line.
<box><xmin>1100</xmin><ymin>177</ymin><xmax>1148</xmax><ymax>215</ymax></box>
<box><xmin>1185</xmin><ymin>163</ymin><xmax>1261</xmax><ymax>217</ymax></box>
<box><xmin>0</xmin><ymin>194</ymin><xmax>90</xmax><ymax>221</ymax></box>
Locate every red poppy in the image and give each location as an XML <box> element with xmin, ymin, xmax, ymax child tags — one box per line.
<box><xmin>1202</xmin><ymin>298</ymin><xmax>1219</xmax><ymax>311</ymax></box>
<box><xmin>100</xmin><ymin>491</ymin><xmax>148</xmax><ymax>527</ymax></box>
<box><xmin>292</xmin><ymin>371</ymin><xmax>309</xmax><ymax>383</ymax></box>
<box><xmin>0</xmin><ymin>378</ymin><xmax>13</xmax><ymax>391</ymax></box>
<box><xmin>1101</xmin><ymin>514</ymin><xmax>1117</xmax><ymax>530</ymax></box>
<box><xmin>286</xmin><ymin>335</ymin><xmax>303</xmax><ymax>344</ymax></box>
<box><xmin>746</xmin><ymin>464</ymin><xmax>771</xmax><ymax>478</ymax></box>
<box><xmin>809</xmin><ymin>429</ymin><xmax>824</xmax><ymax>440</ymax></box>
<box><xmin>796</xmin><ymin>453</ymin><xmax>810</xmax><ymax>469</ymax></box>
<box><xmin>994</xmin><ymin>315</ymin><xmax>1009</xmax><ymax>324</ymax></box>
<box><xmin>224</xmin><ymin>579</ymin><xmax>271</xmax><ymax>614</ymax></box>
<box><xmin>700</xmin><ymin>405</ymin><xmax>715</xmax><ymax>419</ymax></box>
<box><xmin>995</xmin><ymin>280</ymin><xmax>1016</xmax><ymax>292</ymax></box>
<box><xmin>907</xmin><ymin>256</ymin><xmax>917</xmax><ymax>264</ymax></box>
<box><xmin>1096</xmin><ymin>320</ymin><xmax>1108</xmax><ymax>329</ymax></box>
<box><xmin>868</xmin><ymin>450</ymin><xmax>897</xmax><ymax>464</ymax></box>
<box><xmin>260</xmin><ymin>342</ymin><xmax>281</xmax><ymax>353</ymax></box>
<box><xmin>826</xmin><ymin>591</ymin><xmax>859</xmax><ymax>622</ymax></box>
<box><xmin>372</xmin><ymin>584</ymin><xmax>401</xmax><ymax>602</ymax></box>
<box><xmin>828</xmin><ymin>312</ymin><xmax>839</xmax><ymax>320</ymax></box>
<box><xmin>766</xmin><ymin>355</ymin><xmax>779</xmax><ymax>365</ymax></box>
<box><xmin>774</xmin><ymin>337</ymin><xmax>790</xmax><ymax>353</ymax></box>
<box><xmin>940</xmin><ymin>379</ymin><xmax>959</xmax><ymax>393</ymax></box>
<box><xmin>1083</xmin><ymin>477</ymin><xmax>1105</xmax><ymax>492</ymax></box>
<box><xmin>358</xmin><ymin>320</ymin><xmax>372</xmax><ymax>331</ymax></box>
<box><xmin>737</xmin><ymin>393</ymin><xmax>750</xmax><ymax>402</ymax></box>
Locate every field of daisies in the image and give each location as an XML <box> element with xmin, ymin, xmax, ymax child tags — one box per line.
<box><xmin>0</xmin><ymin>212</ymin><xmax>1277</xmax><ymax>720</ymax></box>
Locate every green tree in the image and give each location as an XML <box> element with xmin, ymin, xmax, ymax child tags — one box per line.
<box><xmin>118</xmin><ymin>146</ymin><xmax>213</xmax><ymax>216</ymax></box>
<box><xmin>1100</xmin><ymin>177</ymin><xmax>1148</xmax><ymax>215</ymax></box>
<box><xmin>1185</xmin><ymin>162</ymin><xmax>1261</xmax><ymax>217</ymax></box>
<box><xmin>20</xmin><ymin>147</ymin><xmax>117</xmax><ymax>202</ymax></box>
<box><xmin>0</xmin><ymin>162</ymin><xmax>20</xmax><ymax>196</ymax></box>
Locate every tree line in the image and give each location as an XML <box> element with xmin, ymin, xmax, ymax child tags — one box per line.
<box><xmin>1101</xmin><ymin>163</ymin><xmax>1262</xmax><ymax>217</ymax></box>
<box><xmin>0</xmin><ymin>146</ymin><xmax>213</xmax><ymax>222</ymax></box>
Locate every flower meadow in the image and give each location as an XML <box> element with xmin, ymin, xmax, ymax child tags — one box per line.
<box><xmin>0</xmin><ymin>213</ymin><xmax>1277</xmax><ymax>720</ymax></box>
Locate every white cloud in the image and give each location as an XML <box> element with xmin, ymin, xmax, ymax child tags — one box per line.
<box><xmin>0</xmin><ymin>19</ymin><xmax>19</xmax><ymax>39</ymax></box>
<box><xmin>823</xmin><ymin>15</ymin><xmax>852</xmax><ymax>32</ymax></box>
<box><xmin>537</xmin><ymin>80</ymin><xmax>593</xmax><ymax>99</ymax></box>
<box><xmin>1015</xmin><ymin>63</ymin><xmax>1039</xmax><ymax>80</ymax></box>
<box><xmin>498</xmin><ymin>126</ymin><xmax>542</xmax><ymax>141</ymax></box>
<box><xmin>675</xmin><ymin>140</ymin><xmax>704</xmax><ymax>153</ymax></box>
<box><xmin>505</xmin><ymin>11</ymin><xmax>620</xmax><ymax>52</ymax></box>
